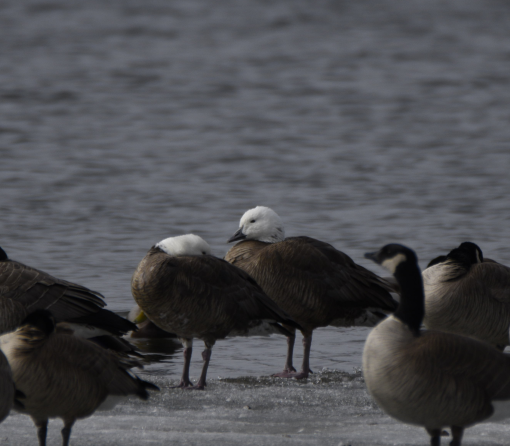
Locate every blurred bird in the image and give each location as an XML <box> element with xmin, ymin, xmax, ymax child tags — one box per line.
<box><xmin>0</xmin><ymin>309</ymin><xmax>158</xmax><ymax>446</ymax></box>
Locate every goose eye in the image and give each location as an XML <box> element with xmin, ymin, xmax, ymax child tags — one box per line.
<box><xmin>202</xmin><ymin>251</ymin><xmax>207</xmax><ymax>255</ymax></box>
<box><xmin>250</xmin><ymin>219</ymin><xmax>256</xmax><ymax>223</ymax></box>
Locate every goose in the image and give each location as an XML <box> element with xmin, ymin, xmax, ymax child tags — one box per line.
<box><xmin>0</xmin><ymin>309</ymin><xmax>158</xmax><ymax>446</ymax></box>
<box><xmin>0</xmin><ymin>245</ymin><xmax>136</xmax><ymax>337</ymax></box>
<box><xmin>225</xmin><ymin>206</ymin><xmax>398</xmax><ymax>379</ymax></box>
<box><xmin>422</xmin><ymin>241</ymin><xmax>510</xmax><ymax>349</ymax></box>
<box><xmin>131</xmin><ymin>234</ymin><xmax>301</xmax><ymax>390</ymax></box>
<box><xmin>363</xmin><ymin>243</ymin><xmax>510</xmax><ymax>446</ymax></box>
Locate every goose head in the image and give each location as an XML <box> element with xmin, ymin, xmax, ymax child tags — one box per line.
<box><xmin>446</xmin><ymin>242</ymin><xmax>483</xmax><ymax>267</ymax></box>
<box><xmin>228</xmin><ymin>206</ymin><xmax>285</xmax><ymax>244</ymax></box>
<box><xmin>365</xmin><ymin>244</ymin><xmax>418</xmax><ymax>275</ymax></box>
<box><xmin>155</xmin><ymin>234</ymin><xmax>212</xmax><ymax>256</ymax></box>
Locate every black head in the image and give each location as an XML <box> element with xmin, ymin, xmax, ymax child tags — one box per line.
<box><xmin>446</xmin><ymin>242</ymin><xmax>483</xmax><ymax>267</ymax></box>
<box><xmin>365</xmin><ymin>244</ymin><xmax>418</xmax><ymax>274</ymax></box>
<box><xmin>0</xmin><ymin>247</ymin><xmax>7</xmax><ymax>261</ymax></box>
<box><xmin>21</xmin><ymin>310</ymin><xmax>56</xmax><ymax>336</ymax></box>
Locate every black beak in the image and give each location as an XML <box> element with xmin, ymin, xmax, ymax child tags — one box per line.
<box><xmin>228</xmin><ymin>228</ymin><xmax>246</xmax><ymax>243</ymax></box>
<box><xmin>364</xmin><ymin>251</ymin><xmax>380</xmax><ymax>264</ymax></box>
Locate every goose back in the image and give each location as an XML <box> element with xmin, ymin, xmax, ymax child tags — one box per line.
<box><xmin>132</xmin><ymin>247</ymin><xmax>299</xmax><ymax>345</ymax></box>
<box><xmin>0</xmin><ymin>252</ymin><xmax>135</xmax><ymax>335</ymax></box>
<box><xmin>423</xmin><ymin>260</ymin><xmax>510</xmax><ymax>347</ymax></box>
<box><xmin>225</xmin><ymin>236</ymin><xmax>397</xmax><ymax>331</ymax></box>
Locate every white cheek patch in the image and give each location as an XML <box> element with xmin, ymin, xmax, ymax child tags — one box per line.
<box><xmin>381</xmin><ymin>253</ymin><xmax>407</xmax><ymax>274</ymax></box>
<box><xmin>475</xmin><ymin>250</ymin><xmax>482</xmax><ymax>264</ymax></box>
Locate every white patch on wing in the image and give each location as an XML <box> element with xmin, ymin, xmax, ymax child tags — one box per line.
<box><xmin>381</xmin><ymin>253</ymin><xmax>407</xmax><ymax>274</ymax></box>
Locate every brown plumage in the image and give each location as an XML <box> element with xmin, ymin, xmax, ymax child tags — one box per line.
<box><xmin>226</xmin><ymin>206</ymin><xmax>397</xmax><ymax>378</ymax></box>
<box><xmin>131</xmin><ymin>234</ymin><xmax>301</xmax><ymax>389</ymax></box>
<box><xmin>423</xmin><ymin>242</ymin><xmax>510</xmax><ymax>349</ymax></box>
<box><xmin>364</xmin><ymin>243</ymin><xmax>510</xmax><ymax>446</ymax></box>
<box><xmin>1</xmin><ymin>310</ymin><xmax>158</xmax><ymax>446</ymax></box>
<box><xmin>0</xmin><ymin>246</ymin><xmax>136</xmax><ymax>336</ymax></box>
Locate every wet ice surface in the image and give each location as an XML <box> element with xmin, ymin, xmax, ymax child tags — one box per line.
<box><xmin>2</xmin><ymin>329</ymin><xmax>510</xmax><ymax>446</ymax></box>
<box><xmin>2</xmin><ymin>369</ymin><xmax>510</xmax><ymax>446</ymax></box>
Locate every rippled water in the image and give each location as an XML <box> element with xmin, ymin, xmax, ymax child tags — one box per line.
<box><xmin>2</xmin><ymin>0</ymin><xmax>510</xmax><ymax>444</ymax></box>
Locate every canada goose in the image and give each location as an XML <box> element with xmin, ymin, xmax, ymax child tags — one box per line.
<box><xmin>0</xmin><ymin>245</ymin><xmax>136</xmax><ymax>336</ymax></box>
<box><xmin>363</xmin><ymin>243</ymin><xmax>510</xmax><ymax>446</ymax></box>
<box><xmin>225</xmin><ymin>206</ymin><xmax>398</xmax><ymax>379</ymax></box>
<box><xmin>131</xmin><ymin>234</ymin><xmax>301</xmax><ymax>389</ymax></box>
<box><xmin>422</xmin><ymin>242</ymin><xmax>510</xmax><ymax>349</ymax></box>
<box><xmin>0</xmin><ymin>309</ymin><xmax>158</xmax><ymax>446</ymax></box>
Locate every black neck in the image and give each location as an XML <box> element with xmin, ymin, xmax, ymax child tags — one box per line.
<box><xmin>393</xmin><ymin>261</ymin><xmax>424</xmax><ymax>337</ymax></box>
<box><xmin>0</xmin><ymin>247</ymin><xmax>7</xmax><ymax>261</ymax></box>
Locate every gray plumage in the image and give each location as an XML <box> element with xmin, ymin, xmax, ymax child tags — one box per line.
<box><xmin>423</xmin><ymin>242</ymin><xmax>510</xmax><ymax>349</ymax></box>
<box><xmin>131</xmin><ymin>234</ymin><xmax>300</xmax><ymax>389</ymax></box>
<box><xmin>364</xmin><ymin>243</ymin><xmax>510</xmax><ymax>446</ymax></box>
<box><xmin>1</xmin><ymin>310</ymin><xmax>158</xmax><ymax>446</ymax></box>
<box><xmin>226</xmin><ymin>206</ymin><xmax>397</xmax><ymax>378</ymax></box>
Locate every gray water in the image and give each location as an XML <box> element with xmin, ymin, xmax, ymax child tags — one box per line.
<box><xmin>2</xmin><ymin>0</ymin><xmax>510</xmax><ymax>444</ymax></box>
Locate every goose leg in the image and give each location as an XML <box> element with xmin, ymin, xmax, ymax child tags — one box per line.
<box><xmin>273</xmin><ymin>328</ymin><xmax>297</xmax><ymax>377</ymax></box>
<box><xmin>187</xmin><ymin>346</ymin><xmax>212</xmax><ymax>390</ymax></box>
<box><xmin>173</xmin><ymin>339</ymin><xmax>193</xmax><ymax>388</ymax></box>
<box><xmin>61</xmin><ymin>419</ymin><xmax>75</xmax><ymax>446</ymax></box>
<box><xmin>274</xmin><ymin>331</ymin><xmax>313</xmax><ymax>379</ymax></box>
<box><xmin>450</xmin><ymin>426</ymin><xmax>463</xmax><ymax>446</ymax></box>
<box><xmin>426</xmin><ymin>428</ymin><xmax>442</xmax><ymax>446</ymax></box>
<box><xmin>33</xmin><ymin>418</ymin><xmax>48</xmax><ymax>446</ymax></box>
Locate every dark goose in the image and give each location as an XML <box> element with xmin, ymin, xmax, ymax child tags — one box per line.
<box><xmin>131</xmin><ymin>234</ymin><xmax>301</xmax><ymax>390</ymax></box>
<box><xmin>225</xmin><ymin>206</ymin><xmax>397</xmax><ymax>379</ymax></box>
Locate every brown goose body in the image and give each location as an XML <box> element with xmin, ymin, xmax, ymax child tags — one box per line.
<box><xmin>226</xmin><ymin>206</ymin><xmax>397</xmax><ymax>379</ymax></box>
<box><xmin>131</xmin><ymin>235</ymin><xmax>300</xmax><ymax>389</ymax></box>
<box><xmin>1</xmin><ymin>310</ymin><xmax>158</xmax><ymax>446</ymax></box>
<box><xmin>225</xmin><ymin>237</ymin><xmax>396</xmax><ymax>332</ymax></box>
<box><xmin>0</xmin><ymin>246</ymin><xmax>136</xmax><ymax>336</ymax></box>
<box><xmin>423</xmin><ymin>242</ymin><xmax>510</xmax><ymax>348</ymax></box>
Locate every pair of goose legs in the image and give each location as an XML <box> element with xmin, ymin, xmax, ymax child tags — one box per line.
<box><xmin>274</xmin><ymin>327</ymin><xmax>313</xmax><ymax>379</ymax></box>
<box><xmin>35</xmin><ymin>418</ymin><xmax>74</xmax><ymax>446</ymax></box>
<box><xmin>428</xmin><ymin>426</ymin><xmax>463</xmax><ymax>446</ymax></box>
<box><xmin>174</xmin><ymin>329</ymin><xmax>312</xmax><ymax>390</ymax></box>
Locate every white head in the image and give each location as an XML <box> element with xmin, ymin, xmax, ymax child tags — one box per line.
<box><xmin>228</xmin><ymin>206</ymin><xmax>285</xmax><ymax>244</ymax></box>
<box><xmin>155</xmin><ymin>234</ymin><xmax>212</xmax><ymax>256</ymax></box>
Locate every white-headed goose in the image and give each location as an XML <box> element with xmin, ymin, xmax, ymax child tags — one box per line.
<box><xmin>0</xmin><ymin>309</ymin><xmax>158</xmax><ymax>446</ymax></box>
<box><xmin>131</xmin><ymin>234</ymin><xmax>301</xmax><ymax>390</ymax></box>
<box><xmin>422</xmin><ymin>241</ymin><xmax>510</xmax><ymax>349</ymax></box>
<box><xmin>363</xmin><ymin>244</ymin><xmax>510</xmax><ymax>446</ymax></box>
<box><xmin>0</xmin><ymin>245</ymin><xmax>136</xmax><ymax>337</ymax></box>
<box><xmin>225</xmin><ymin>206</ymin><xmax>398</xmax><ymax>379</ymax></box>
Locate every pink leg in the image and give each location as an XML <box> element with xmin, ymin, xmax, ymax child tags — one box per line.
<box><xmin>172</xmin><ymin>346</ymin><xmax>193</xmax><ymax>388</ymax></box>
<box><xmin>274</xmin><ymin>332</ymin><xmax>313</xmax><ymax>379</ymax></box>
<box><xmin>185</xmin><ymin>347</ymin><xmax>212</xmax><ymax>391</ymax></box>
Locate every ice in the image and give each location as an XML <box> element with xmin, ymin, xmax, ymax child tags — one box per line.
<box><xmin>2</xmin><ymin>369</ymin><xmax>510</xmax><ymax>445</ymax></box>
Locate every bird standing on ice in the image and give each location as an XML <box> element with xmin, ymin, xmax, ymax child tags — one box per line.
<box><xmin>225</xmin><ymin>206</ymin><xmax>397</xmax><ymax>379</ymax></box>
<box><xmin>131</xmin><ymin>234</ymin><xmax>301</xmax><ymax>390</ymax></box>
